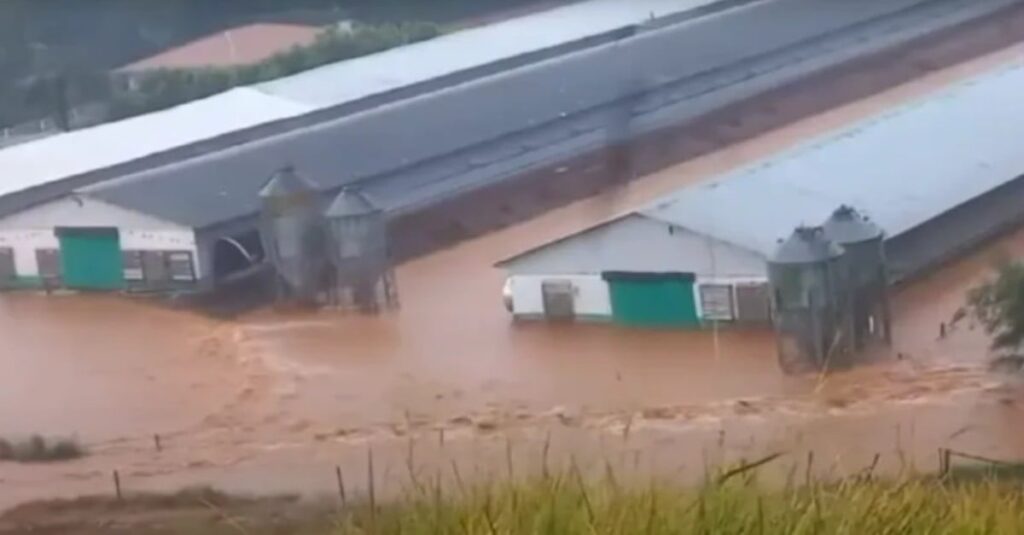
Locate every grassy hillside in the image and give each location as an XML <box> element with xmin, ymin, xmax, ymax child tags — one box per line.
<box><xmin>5</xmin><ymin>462</ymin><xmax>1024</xmax><ymax>534</ymax></box>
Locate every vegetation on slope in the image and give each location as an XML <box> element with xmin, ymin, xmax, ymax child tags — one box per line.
<box><xmin>0</xmin><ymin>0</ymin><xmax>552</xmax><ymax>129</ymax></box>
<box><xmin>0</xmin><ymin>435</ymin><xmax>85</xmax><ymax>463</ymax></box>
<box><xmin>6</xmin><ymin>461</ymin><xmax>1024</xmax><ymax>533</ymax></box>
<box><xmin>965</xmin><ymin>259</ymin><xmax>1024</xmax><ymax>351</ymax></box>
<box><xmin>108</xmin><ymin>22</ymin><xmax>443</xmax><ymax>120</ymax></box>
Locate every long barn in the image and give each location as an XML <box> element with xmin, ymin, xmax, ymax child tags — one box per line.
<box><xmin>0</xmin><ymin>0</ymin><xmax>1014</xmax><ymax>293</ymax></box>
<box><xmin>498</xmin><ymin>58</ymin><xmax>1024</xmax><ymax>327</ymax></box>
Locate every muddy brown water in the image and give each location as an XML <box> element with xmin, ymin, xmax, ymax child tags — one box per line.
<box><xmin>4</xmin><ymin>45</ymin><xmax>1024</xmax><ymax>509</ymax></box>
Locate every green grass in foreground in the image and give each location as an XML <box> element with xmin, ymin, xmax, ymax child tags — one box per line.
<box><xmin>335</xmin><ymin>472</ymin><xmax>1024</xmax><ymax>534</ymax></box>
<box><xmin>8</xmin><ymin>462</ymin><xmax>1024</xmax><ymax>533</ymax></box>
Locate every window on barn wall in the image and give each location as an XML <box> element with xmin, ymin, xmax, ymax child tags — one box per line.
<box><xmin>699</xmin><ymin>283</ymin><xmax>735</xmax><ymax>321</ymax></box>
<box><xmin>122</xmin><ymin>251</ymin><xmax>144</xmax><ymax>281</ymax></box>
<box><xmin>0</xmin><ymin>248</ymin><xmax>14</xmax><ymax>282</ymax></box>
<box><xmin>166</xmin><ymin>251</ymin><xmax>195</xmax><ymax>282</ymax></box>
<box><xmin>541</xmin><ymin>279</ymin><xmax>576</xmax><ymax>320</ymax></box>
<box><xmin>35</xmin><ymin>249</ymin><xmax>62</xmax><ymax>282</ymax></box>
<box><xmin>142</xmin><ymin>251</ymin><xmax>168</xmax><ymax>283</ymax></box>
<box><xmin>735</xmin><ymin>283</ymin><xmax>771</xmax><ymax>323</ymax></box>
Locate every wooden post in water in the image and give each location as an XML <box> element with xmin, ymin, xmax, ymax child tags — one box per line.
<box><xmin>367</xmin><ymin>448</ymin><xmax>377</xmax><ymax>529</ymax></box>
<box><xmin>113</xmin><ymin>470</ymin><xmax>122</xmax><ymax>501</ymax></box>
<box><xmin>336</xmin><ymin>465</ymin><xmax>347</xmax><ymax>508</ymax></box>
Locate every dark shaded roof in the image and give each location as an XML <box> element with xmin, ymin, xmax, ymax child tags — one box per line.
<box><xmin>821</xmin><ymin>205</ymin><xmax>884</xmax><ymax>245</ymax></box>
<box><xmin>325</xmin><ymin>188</ymin><xmax>378</xmax><ymax>218</ymax></box>
<box><xmin>83</xmin><ymin>0</ymin><xmax>942</xmax><ymax>229</ymax></box>
<box><xmin>770</xmin><ymin>226</ymin><xmax>844</xmax><ymax>264</ymax></box>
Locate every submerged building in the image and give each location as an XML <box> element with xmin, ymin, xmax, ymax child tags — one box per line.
<box><xmin>497</xmin><ymin>59</ymin><xmax>1024</xmax><ymax>329</ymax></box>
<box><xmin>0</xmin><ymin>0</ymin><xmax>1011</xmax><ymax>295</ymax></box>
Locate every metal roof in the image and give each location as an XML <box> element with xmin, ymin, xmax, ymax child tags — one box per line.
<box><xmin>770</xmin><ymin>226</ymin><xmax>844</xmax><ymax>264</ymax></box>
<box><xmin>821</xmin><ymin>205</ymin><xmax>883</xmax><ymax>245</ymax></box>
<box><xmin>259</xmin><ymin>165</ymin><xmax>319</xmax><ymax>198</ymax></box>
<box><xmin>253</xmin><ymin>0</ymin><xmax>725</xmax><ymax>108</ymax></box>
<box><xmin>325</xmin><ymin>188</ymin><xmax>378</xmax><ymax>218</ymax></box>
<box><xmin>0</xmin><ymin>0</ymin><xmax>728</xmax><ymax>210</ymax></box>
<box><xmin>640</xmin><ymin>59</ymin><xmax>1024</xmax><ymax>257</ymax></box>
<box><xmin>0</xmin><ymin>88</ymin><xmax>312</xmax><ymax>201</ymax></box>
<box><xmin>80</xmin><ymin>0</ymin><xmax>953</xmax><ymax>230</ymax></box>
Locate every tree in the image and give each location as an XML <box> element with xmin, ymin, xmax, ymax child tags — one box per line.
<box><xmin>964</xmin><ymin>259</ymin><xmax>1024</xmax><ymax>350</ymax></box>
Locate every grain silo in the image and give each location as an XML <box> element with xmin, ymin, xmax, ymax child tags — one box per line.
<box><xmin>258</xmin><ymin>165</ymin><xmax>326</xmax><ymax>305</ymax></box>
<box><xmin>822</xmin><ymin>205</ymin><xmax>890</xmax><ymax>350</ymax></box>
<box><xmin>324</xmin><ymin>187</ymin><xmax>398</xmax><ymax>313</ymax></box>
<box><xmin>768</xmin><ymin>226</ymin><xmax>850</xmax><ymax>374</ymax></box>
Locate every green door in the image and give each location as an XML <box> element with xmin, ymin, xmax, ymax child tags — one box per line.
<box><xmin>58</xmin><ymin>228</ymin><xmax>124</xmax><ymax>290</ymax></box>
<box><xmin>606</xmin><ymin>272</ymin><xmax>699</xmax><ymax>328</ymax></box>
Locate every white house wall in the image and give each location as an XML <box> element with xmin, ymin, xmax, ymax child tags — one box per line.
<box><xmin>502</xmin><ymin>214</ymin><xmax>767</xmax><ymax>279</ymax></box>
<box><xmin>0</xmin><ymin>195</ymin><xmax>198</xmax><ymax>278</ymax></box>
<box><xmin>508</xmin><ymin>274</ymin><xmax>612</xmax><ymax>319</ymax></box>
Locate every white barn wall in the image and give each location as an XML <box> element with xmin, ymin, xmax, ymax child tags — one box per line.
<box><xmin>0</xmin><ymin>195</ymin><xmax>198</xmax><ymax>278</ymax></box>
<box><xmin>502</xmin><ymin>215</ymin><xmax>766</xmax><ymax>279</ymax></box>
<box><xmin>0</xmin><ymin>230</ymin><xmax>58</xmax><ymax>276</ymax></box>
<box><xmin>508</xmin><ymin>274</ymin><xmax>611</xmax><ymax>319</ymax></box>
<box><xmin>501</xmin><ymin>215</ymin><xmax>770</xmax><ymax>321</ymax></box>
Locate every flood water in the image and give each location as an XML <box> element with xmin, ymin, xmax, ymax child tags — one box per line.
<box><xmin>3</xmin><ymin>45</ymin><xmax>1024</xmax><ymax>508</ymax></box>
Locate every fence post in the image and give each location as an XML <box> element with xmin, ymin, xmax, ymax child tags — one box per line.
<box><xmin>368</xmin><ymin>448</ymin><xmax>377</xmax><ymax>529</ymax></box>
<box><xmin>113</xmin><ymin>470</ymin><xmax>122</xmax><ymax>501</ymax></box>
<box><xmin>336</xmin><ymin>465</ymin><xmax>347</xmax><ymax>508</ymax></box>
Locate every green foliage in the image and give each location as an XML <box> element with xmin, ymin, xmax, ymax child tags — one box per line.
<box><xmin>326</xmin><ymin>473</ymin><xmax>1024</xmax><ymax>534</ymax></box>
<box><xmin>0</xmin><ymin>434</ymin><xmax>85</xmax><ymax>463</ymax></box>
<box><xmin>12</xmin><ymin>463</ymin><xmax>1024</xmax><ymax>533</ymax></box>
<box><xmin>109</xmin><ymin>22</ymin><xmax>443</xmax><ymax>120</ymax></box>
<box><xmin>965</xmin><ymin>260</ymin><xmax>1024</xmax><ymax>349</ymax></box>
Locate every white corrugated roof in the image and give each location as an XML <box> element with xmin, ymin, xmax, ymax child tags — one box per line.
<box><xmin>639</xmin><ymin>58</ymin><xmax>1024</xmax><ymax>256</ymax></box>
<box><xmin>255</xmin><ymin>0</ymin><xmax>723</xmax><ymax>107</ymax></box>
<box><xmin>0</xmin><ymin>88</ymin><xmax>312</xmax><ymax>199</ymax></box>
<box><xmin>0</xmin><ymin>0</ymin><xmax>725</xmax><ymax>202</ymax></box>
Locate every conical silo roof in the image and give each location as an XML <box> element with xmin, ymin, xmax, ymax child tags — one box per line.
<box><xmin>325</xmin><ymin>187</ymin><xmax>378</xmax><ymax>218</ymax></box>
<box><xmin>770</xmin><ymin>226</ymin><xmax>844</xmax><ymax>264</ymax></box>
<box><xmin>259</xmin><ymin>165</ymin><xmax>318</xmax><ymax>198</ymax></box>
<box><xmin>821</xmin><ymin>205</ymin><xmax>883</xmax><ymax>245</ymax></box>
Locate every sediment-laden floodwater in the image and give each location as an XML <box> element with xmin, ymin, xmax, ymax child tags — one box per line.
<box><xmin>3</xmin><ymin>44</ymin><xmax>1024</xmax><ymax>509</ymax></box>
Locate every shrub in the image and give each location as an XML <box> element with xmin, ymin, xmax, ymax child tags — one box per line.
<box><xmin>965</xmin><ymin>260</ymin><xmax>1024</xmax><ymax>349</ymax></box>
<box><xmin>0</xmin><ymin>435</ymin><xmax>86</xmax><ymax>463</ymax></box>
<box><xmin>108</xmin><ymin>22</ymin><xmax>444</xmax><ymax>120</ymax></box>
